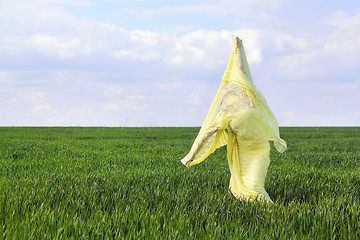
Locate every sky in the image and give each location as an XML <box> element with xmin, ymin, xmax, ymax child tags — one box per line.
<box><xmin>1</xmin><ymin>0</ymin><xmax>359</xmax><ymax>127</ymax></box>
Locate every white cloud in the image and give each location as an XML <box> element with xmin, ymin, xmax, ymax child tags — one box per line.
<box><xmin>1</xmin><ymin>1</ymin><xmax>360</xmax><ymax>126</ymax></box>
<box><xmin>323</xmin><ymin>10</ymin><xmax>360</xmax><ymax>31</ymax></box>
<box><xmin>46</xmin><ymin>0</ymin><xmax>91</xmax><ymax>7</ymax></box>
<box><xmin>65</xmin><ymin>106</ymin><xmax>93</xmax><ymax>115</ymax></box>
<box><xmin>32</xmin><ymin>104</ymin><xmax>54</xmax><ymax>113</ymax></box>
<box><xmin>127</xmin><ymin>95</ymin><xmax>145</xmax><ymax>100</ymax></box>
<box><xmin>113</xmin><ymin>50</ymin><xmax>132</xmax><ymax>59</ymax></box>
<box><xmin>274</xmin><ymin>79</ymin><xmax>360</xmax><ymax>126</ymax></box>
<box><xmin>282</xmin><ymin>111</ymin><xmax>296</xmax><ymax>126</ymax></box>
<box><xmin>130</xmin><ymin>30</ymin><xmax>160</xmax><ymax>46</ymax></box>
<box><xmin>264</xmin><ymin>10</ymin><xmax>360</xmax><ymax>80</ymax></box>
<box><xmin>155</xmin><ymin>81</ymin><xmax>183</xmax><ymax>91</ymax></box>
<box><xmin>6</xmin><ymin>97</ymin><xmax>17</xmax><ymax>105</ymax></box>
<box><xmin>0</xmin><ymin>71</ymin><xmax>8</xmax><ymax>82</ymax></box>
<box><xmin>30</xmin><ymin>34</ymin><xmax>81</xmax><ymax>58</ymax></box>
<box><xmin>275</xmin><ymin>35</ymin><xmax>312</xmax><ymax>51</ymax></box>
<box><xmin>23</xmin><ymin>91</ymin><xmax>48</xmax><ymax>104</ymax></box>
<box><xmin>0</xmin><ymin>1</ymin><xmax>264</xmax><ymax>68</ymax></box>
<box><xmin>121</xmin><ymin>0</ymin><xmax>281</xmax><ymax>18</ymax></box>
<box><xmin>165</xmin><ymin>29</ymin><xmax>262</xmax><ymax>68</ymax></box>
<box><xmin>103</xmin><ymin>87</ymin><xmax>124</xmax><ymax>98</ymax></box>
<box><xmin>1</xmin><ymin>0</ymin><xmax>91</xmax><ymax>7</ymax></box>
<box><xmin>187</xmin><ymin>92</ymin><xmax>203</xmax><ymax>106</ymax></box>
<box><xmin>102</xmin><ymin>102</ymin><xmax>121</xmax><ymax>111</ymax></box>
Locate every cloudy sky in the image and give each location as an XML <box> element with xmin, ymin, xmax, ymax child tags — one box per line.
<box><xmin>1</xmin><ymin>0</ymin><xmax>359</xmax><ymax>126</ymax></box>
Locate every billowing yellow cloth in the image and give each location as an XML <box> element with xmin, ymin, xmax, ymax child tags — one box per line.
<box><xmin>181</xmin><ymin>36</ymin><xmax>287</xmax><ymax>202</ymax></box>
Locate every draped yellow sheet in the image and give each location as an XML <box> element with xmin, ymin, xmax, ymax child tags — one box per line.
<box><xmin>181</xmin><ymin>36</ymin><xmax>287</xmax><ymax>202</ymax></box>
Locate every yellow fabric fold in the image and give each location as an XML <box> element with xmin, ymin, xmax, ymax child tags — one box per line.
<box><xmin>181</xmin><ymin>35</ymin><xmax>287</xmax><ymax>201</ymax></box>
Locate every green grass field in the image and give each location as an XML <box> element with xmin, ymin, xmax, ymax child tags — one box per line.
<box><xmin>1</xmin><ymin>127</ymin><xmax>360</xmax><ymax>239</ymax></box>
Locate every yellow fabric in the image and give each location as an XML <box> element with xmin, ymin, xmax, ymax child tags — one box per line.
<box><xmin>181</xmin><ymin>36</ymin><xmax>287</xmax><ymax>201</ymax></box>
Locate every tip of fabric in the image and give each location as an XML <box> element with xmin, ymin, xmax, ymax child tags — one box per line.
<box><xmin>231</xmin><ymin>35</ymin><xmax>241</xmax><ymax>41</ymax></box>
<box><xmin>231</xmin><ymin>35</ymin><xmax>243</xmax><ymax>45</ymax></box>
<box><xmin>274</xmin><ymin>140</ymin><xmax>287</xmax><ymax>153</ymax></box>
<box><xmin>180</xmin><ymin>156</ymin><xmax>192</xmax><ymax>168</ymax></box>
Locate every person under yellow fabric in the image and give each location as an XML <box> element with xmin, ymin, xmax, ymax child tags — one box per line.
<box><xmin>181</xmin><ymin>35</ymin><xmax>287</xmax><ymax>202</ymax></box>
